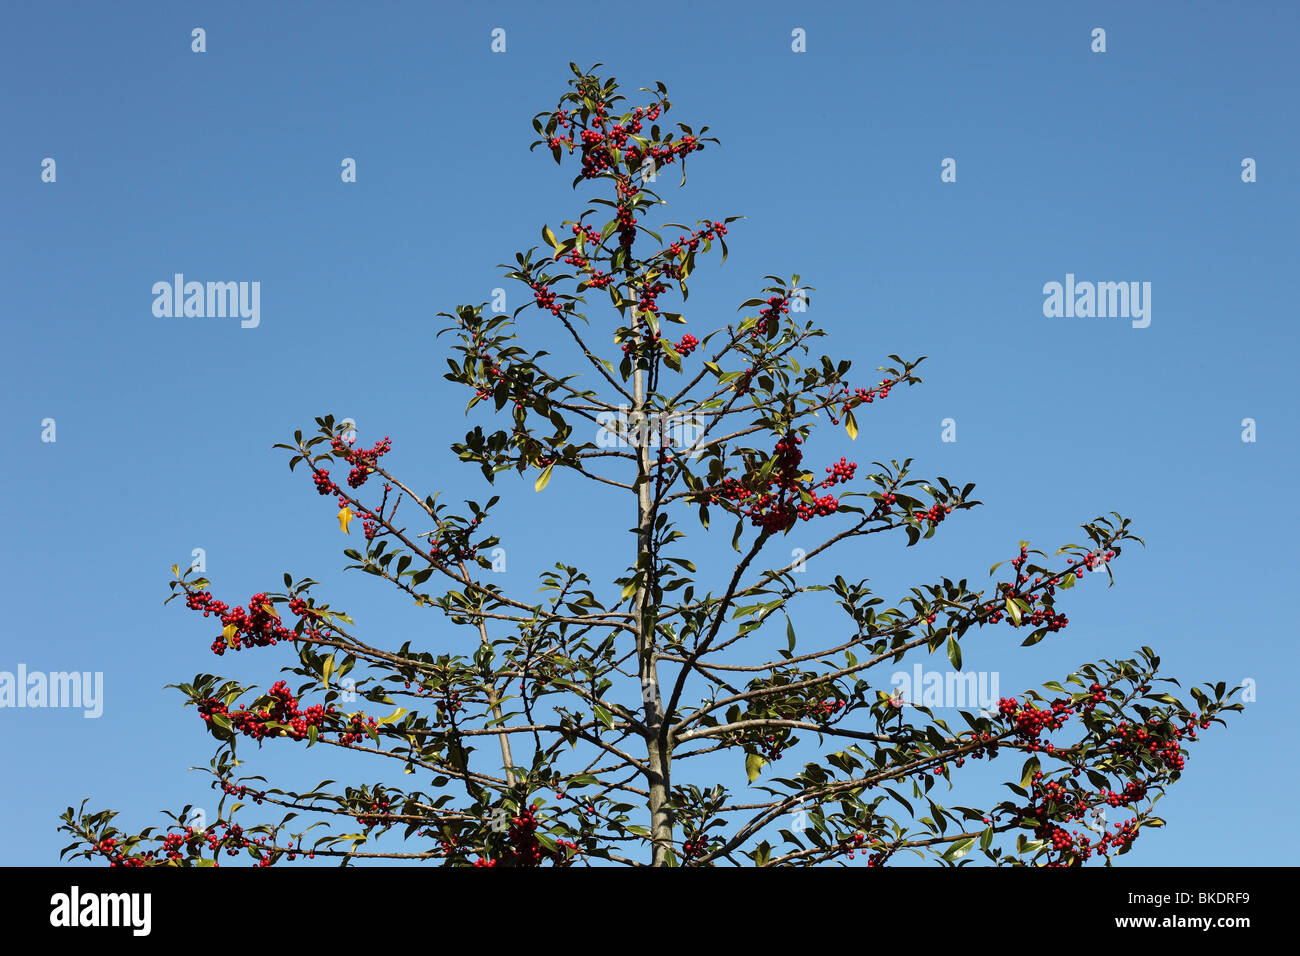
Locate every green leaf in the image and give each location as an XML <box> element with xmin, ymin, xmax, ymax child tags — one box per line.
<box><xmin>542</xmin><ymin>224</ymin><xmax>559</xmax><ymax>250</ymax></box>
<box><xmin>943</xmin><ymin>837</ymin><xmax>976</xmax><ymax>861</ymax></box>
<box><xmin>1019</xmin><ymin>756</ymin><xmax>1040</xmax><ymax>789</ymax></box>
<box><xmin>946</xmin><ymin>635</ymin><xmax>961</xmax><ymax>670</ymax></box>
<box><xmin>746</xmin><ymin>752</ymin><xmax>767</xmax><ymax>783</ymax></box>
<box><xmin>534</xmin><ymin>463</ymin><xmax>554</xmax><ymax>493</ymax></box>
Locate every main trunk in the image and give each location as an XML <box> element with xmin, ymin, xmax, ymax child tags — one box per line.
<box><xmin>633</xmin><ymin>364</ymin><xmax>673</xmax><ymax>865</ymax></box>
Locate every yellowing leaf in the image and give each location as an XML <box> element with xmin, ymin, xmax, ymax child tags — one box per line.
<box><xmin>221</xmin><ymin>624</ymin><xmax>238</xmax><ymax>646</ymax></box>
<box><xmin>844</xmin><ymin>408</ymin><xmax>859</xmax><ymax>441</ymax></box>
<box><xmin>534</xmin><ymin>463</ymin><xmax>554</xmax><ymax>493</ymax></box>
<box><xmin>746</xmin><ymin>752</ymin><xmax>767</xmax><ymax>783</ymax></box>
<box><xmin>338</xmin><ymin>506</ymin><xmax>354</xmax><ymax>534</ymax></box>
<box><xmin>1005</xmin><ymin>597</ymin><xmax>1022</xmax><ymax>625</ymax></box>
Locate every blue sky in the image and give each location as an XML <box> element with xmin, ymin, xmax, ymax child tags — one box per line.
<box><xmin>1</xmin><ymin>0</ymin><xmax>1296</xmax><ymax>866</ymax></box>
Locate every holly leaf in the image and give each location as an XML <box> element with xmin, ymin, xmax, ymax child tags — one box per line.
<box><xmin>535</xmin><ymin>463</ymin><xmax>555</xmax><ymax>492</ymax></box>
<box><xmin>1005</xmin><ymin>597</ymin><xmax>1022</xmax><ymax>625</ymax></box>
<box><xmin>943</xmin><ymin>837</ymin><xmax>976</xmax><ymax>861</ymax></box>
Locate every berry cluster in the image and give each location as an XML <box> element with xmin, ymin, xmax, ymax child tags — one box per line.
<box><xmin>92</xmin><ymin>820</ymin><xmax>303</xmax><ymax>868</ymax></box>
<box><xmin>1098</xmin><ymin>819</ymin><xmax>1141</xmax><ymax>856</ymax></box>
<box><xmin>185</xmin><ymin>590</ymin><xmax>296</xmax><ymax>655</ymax></box>
<box><xmin>200</xmin><ymin>822</ymin><xmax>282</xmax><ymax>867</ymax></box>
<box><xmin>756</xmin><ymin>733</ymin><xmax>786</xmax><ymax>761</ymax></box>
<box><xmin>330</xmin><ymin>435</ymin><xmax>392</xmax><ymax>489</ymax></box>
<box><xmin>997</xmin><ymin>696</ymin><xmax>1075</xmax><ymax>745</ymax></box>
<box><xmin>676</xmin><ymin>334</ymin><xmax>699</xmax><ymax>356</ymax></box>
<box><xmin>1072</xmin><ymin>549</ymin><xmax>1115</xmax><ymax>573</ymax></box>
<box><xmin>754</xmin><ymin>295</ymin><xmax>789</xmax><ymax>338</ymax></box>
<box><xmin>623</xmin><ymin>133</ymin><xmax>700</xmax><ymax>174</ymax></box>
<box><xmin>1109</xmin><ymin>717</ymin><xmax>1193</xmax><ymax>771</ymax></box>
<box><xmin>546</xmin><ymin>101</ymin><xmax>666</xmax><ymax>181</ymax></box>
<box><xmin>1082</xmin><ymin>682</ymin><xmax>1108</xmax><ymax>712</ymax></box>
<box><xmin>220</xmin><ymin>781</ymin><xmax>267</xmax><ymax>802</ymax></box>
<box><xmin>287</xmin><ymin>596</ymin><xmax>319</xmax><ymax>621</ymax></box>
<box><xmin>355</xmin><ymin>797</ymin><xmax>394</xmax><ymax>829</ymax></box>
<box><xmin>979</xmin><ymin>546</ymin><xmax>1073</xmax><ymax>631</ymax></box>
<box><xmin>681</xmin><ymin>835</ymin><xmax>711</xmax><ymax>861</ymax></box>
<box><xmin>313</xmin><ymin>468</ymin><xmax>336</xmax><ymax>496</ymax></box>
<box><xmin>829</xmin><ymin>379</ymin><xmax>896</xmax><ymax>426</ymax></box>
<box><xmin>708</xmin><ymin>435</ymin><xmax>854</xmax><ymax>532</ymax></box>
<box><xmin>615</xmin><ymin>202</ymin><xmax>638</xmax><ymax>248</ymax></box>
<box><xmin>1021</xmin><ymin>774</ymin><xmax>1105</xmax><ymax>865</ymax></box>
<box><xmin>917</xmin><ymin>502</ymin><xmax>953</xmax><ymax>527</ymax></box>
<box><xmin>339</xmin><ymin>712</ymin><xmax>380</xmax><ymax>745</ymax></box>
<box><xmin>435</xmin><ymin>691</ymin><xmax>465</xmax><ymax>726</ymax></box>
<box><xmin>198</xmin><ymin>681</ymin><xmax>334</xmax><ymax>742</ymax></box>
<box><xmin>809</xmin><ymin>698</ymin><xmax>847</xmax><ymax>720</ymax></box>
<box><xmin>1030</xmin><ymin>814</ymin><xmax>1140</xmax><ymax>865</ymax></box>
<box><xmin>1100</xmin><ymin>780</ymin><xmax>1148</xmax><ymax>807</ymax></box>
<box><xmin>92</xmin><ymin>837</ymin><xmax>144</xmax><ymax>867</ymax></box>
<box><xmin>823</xmin><ymin>457</ymin><xmax>856</xmax><ymax>487</ymax></box>
<box><xmin>476</xmin><ymin>802</ymin><xmax>578</xmax><ymax>868</ymax></box>
<box><xmin>529</xmin><ymin>279</ymin><xmax>562</xmax><ymax>316</ymax></box>
<box><xmin>570</xmin><ymin>222</ymin><xmax>602</xmax><ymax>246</ymax></box>
<box><xmin>636</xmin><ymin>278</ymin><xmax>669</xmax><ymax>315</ymax></box>
<box><xmin>666</xmin><ymin>221</ymin><xmax>727</xmax><ymax>259</ymax></box>
<box><xmin>851</xmin><ymin>383</ymin><xmax>891</xmax><ymax>404</ymax></box>
<box><xmin>563</xmin><ymin>223</ymin><xmax>614</xmax><ymax>289</ymax></box>
<box><xmin>839</xmin><ymin>830</ymin><xmax>869</xmax><ymax>860</ymax></box>
<box><xmin>621</xmin><ymin>329</ymin><xmax>659</xmax><ymax>357</ymax></box>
